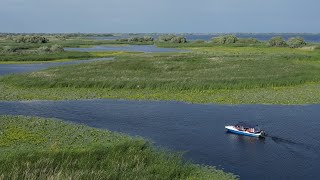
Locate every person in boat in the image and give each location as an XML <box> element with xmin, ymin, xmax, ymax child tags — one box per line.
<box><xmin>235</xmin><ymin>125</ymin><xmax>244</xmax><ymax>131</ymax></box>
<box><xmin>249</xmin><ymin>128</ymin><xmax>255</xmax><ymax>133</ymax></box>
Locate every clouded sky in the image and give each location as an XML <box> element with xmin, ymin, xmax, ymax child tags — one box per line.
<box><xmin>0</xmin><ymin>0</ymin><xmax>319</xmax><ymax>33</ymax></box>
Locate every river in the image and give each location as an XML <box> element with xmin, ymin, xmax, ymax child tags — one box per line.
<box><xmin>0</xmin><ymin>100</ymin><xmax>319</xmax><ymax>179</ymax></box>
<box><xmin>1</xmin><ymin>45</ymin><xmax>319</xmax><ymax>179</ymax></box>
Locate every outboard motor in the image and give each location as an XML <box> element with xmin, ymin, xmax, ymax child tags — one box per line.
<box><xmin>260</xmin><ymin>131</ymin><xmax>266</xmax><ymax>138</ymax></box>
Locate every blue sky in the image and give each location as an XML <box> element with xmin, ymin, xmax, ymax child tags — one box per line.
<box><xmin>0</xmin><ymin>0</ymin><xmax>319</xmax><ymax>33</ymax></box>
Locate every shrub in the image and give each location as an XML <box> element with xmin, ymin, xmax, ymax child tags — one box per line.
<box><xmin>1</xmin><ymin>46</ymin><xmax>16</xmax><ymax>54</ymax></box>
<box><xmin>212</xmin><ymin>35</ymin><xmax>238</xmax><ymax>44</ymax></box>
<box><xmin>143</xmin><ymin>36</ymin><xmax>154</xmax><ymax>42</ymax></box>
<box><xmin>158</xmin><ymin>35</ymin><xmax>176</xmax><ymax>42</ymax></box>
<box><xmin>287</xmin><ymin>37</ymin><xmax>306</xmax><ymax>48</ymax></box>
<box><xmin>117</xmin><ymin>36</ymin><xmax>153</xmax><ymax>42</ymax></box>
<box><xmin>128</xmin><ymin>37</ymin><xmax>144</xmax><ymax>42</ymax></box>
<box><xmin>170</xmin><ymin>36</ymin><xmax>187</xmax><ymax>43</ymax></box>
<box><xmin>50</xmin><ymin>44</ymin><xmax>64</xmax><ymax>52</ymax></box>
<box><xmin>14</xmin><ymin>35</ymin><xmax>49</xmax><ymax>43</ymax></box>
<box><xmin>158</xmin><ymin>35</ymin><xmax>187</xmax><ymax>43</ymax></box>
<box><xmin>5</xmin><ymin>35</ymin><xmax>13</xmax><ymax>41</ymax></box>
<box><xmin>55</xmin><ymin>35</ymin><xmax>67</xmax><ymax>41</ymax></box>
<box><xmin>267</xmin><ymin>36</ymin><xmax>287</xmax><ymax>47</ymax></box>
<box><xmin>37</xmin><ymin>46</ymin><xmax>50</xmax><ymax>54</ymax></box>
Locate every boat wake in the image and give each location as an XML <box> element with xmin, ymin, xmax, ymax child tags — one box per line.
<box><xmin>268</xmin><ymin>135</ymin><xmax>299</xmax><ymax>145</ymax></box>
<box><xmin>266</xmin><ymin>135</ymin><xmax>319</xmax><ymax>157</ymax></box>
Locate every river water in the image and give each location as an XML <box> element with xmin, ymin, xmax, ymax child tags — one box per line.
<box><xmin>1</xmin><ymin>45</ymin><xmax>319</xmax><ymax>179</ymax></box>
<box><xmin>0</xmin><ymin>58</ymin><xmax>114</xmax><ymax>76</ymax></box>
<box><xmin>0</xmin><ymin>100</ymin><xmax>319</xmax><ymax>179</ymax></box>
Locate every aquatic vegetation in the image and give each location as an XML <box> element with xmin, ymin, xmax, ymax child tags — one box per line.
<box><xmin>0</xmin><ymin>115</ymin><xmax>237</xmax><ymax>179</ymax></box>
<box><xmin>3</xmin><ymin>46</ymin><xmax>320</xmax><ymax>90</ymax></box>
<box><xmin>0</xmin><ymin>50</ymin><xmax>128</xmax><ymax>62</ymax></box>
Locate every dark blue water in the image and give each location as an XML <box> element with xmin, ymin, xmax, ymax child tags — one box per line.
<box><xmin>0</xmin><ymin>99</ymin><xmax>319</xmax><ymax>180</ymax></box>
<box><xmin>0</xmin><ymin>58</ymin><xmax>113</xmax><ymax>76</ymax></box>
<box><xmin>65</xmin><ymin>45</ymin><xmax>188</xmax><ymax>53</ymax></box>
<box><xmin>91</xmin><ymin>33</ymin><xmax>320</xmax><ymax>42</ymax></box>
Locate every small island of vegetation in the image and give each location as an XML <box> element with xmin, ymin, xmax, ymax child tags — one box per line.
<box><xmin>0</xmin><ymin>115</ymin><xmax>237</xmax><ymax>179</ymax></box>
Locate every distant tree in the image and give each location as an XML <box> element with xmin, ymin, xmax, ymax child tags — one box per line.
<box><xmin>128</xmin><ymin>37</ymin><xmax>142</xmax><ymax>42</ymax></box>
<box><xmin>5</xmin><ymin>35</ymin><xmax>13</xmax><ymax>41</ymax></box>
<box><xmin>212</xmin><ymin>35</ymin><xmax>238</xmax><ymax>44</ymax></box>
<box><xmin>50</xmin><ymin>44</ymin><xmax>64</xmax><ymax>52</ymax></box>
<box><xmin>267</xmin><ymin>36</ymin><xmax>287</xmax><ymax>47</ymax></box>
<box><xmin>158</xmin><ymin>35</ymin><xmax>176</xmax><ymax>42</ymax></box>
<box><xmin>287</xmin><ymin>37</ymin><xmax>306</xmax><ymax>48</ymax></box>
<box><xmin>37</xmin><ymin>46</ymin><xmax>50</xmax><ymax>54</ymax></box>
<box><xmin>143</xmin><ymin>36</ymin><xmax>154</xmax><ymax>42</ymax></box>
<box><xmin>158</xmin><ymin>35</ymin><xmax>187</xmax><ymax>43</ymax></box>
<box><xmin>56</xmin><ymin>35</ymin><xmax>67</xmax><ymax>41</ymax></box>
<box><xmin>117</xmin><ymin>36</ymin><xmax>153</xmax><ymax>42</ymax></box>
<box><xmin>15</xmin><ymin>35</ymin><xmax>49</xmax><ymax>43</ymax></box>
<box><xmin>170</xmin><ymin>36</ymin><xmax>187</xmax><ymax>43</ymax></box>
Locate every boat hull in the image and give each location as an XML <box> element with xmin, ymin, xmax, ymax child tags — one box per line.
<box><xmin>225</xmin><ymin>126</ymin><xmax>262</xmax><ymax>137</ymax></box>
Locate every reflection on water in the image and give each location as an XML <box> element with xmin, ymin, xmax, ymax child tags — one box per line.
<box><xmin>226</xmin><ymin>132</ymin><xmax>265</xmax><ymax>144</ymax></box>
<box><xmin>0</xmin><ymin>99</ymin><xmax>319</xmax><ymax>179</ymax></box>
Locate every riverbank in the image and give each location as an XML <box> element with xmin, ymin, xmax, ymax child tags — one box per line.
<box><xmin>0</xmin><ymin>115</ymin><xmax>236</xmax><ymax>179</ymax></box>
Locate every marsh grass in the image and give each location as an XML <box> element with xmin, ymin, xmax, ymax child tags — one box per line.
<box><xmin>0</xmin><ymin>116</ymin><xmax>236</xmax><ymax>180</ymax></box>
<box><xmin>0</xmin><ymin>51</ymin><xmax>132</xmax><ymax>62</ymax></box>
<box><xmin>3</xmin><ymin>46</ymin><xmax>320</xmax><ymax>90</ymax></box>
<box><xmin>1</xmin><ymin>45</ymin><xmax>320</xmax><ymax>104</ymax></box>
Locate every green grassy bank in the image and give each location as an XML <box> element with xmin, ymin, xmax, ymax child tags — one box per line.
<box><xmin>0</xmin><ymin>50</ymin><xmax>133</xmax><ymax>63</ymax></box>
<box><xmin>1</xmin><ymin>46</ymin><xmax>320</xmax><ymax>104</ymax></box>
<box><xmin>0</xmin><ymin>115</ymin><xmax>236</xmax><ymax>179</ymax></box>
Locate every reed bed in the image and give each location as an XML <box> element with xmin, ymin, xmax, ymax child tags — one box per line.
<box><xmin>2</xmin><ymin>46</ymin><xmax>320</xmax><ymax>90</ymax></box>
